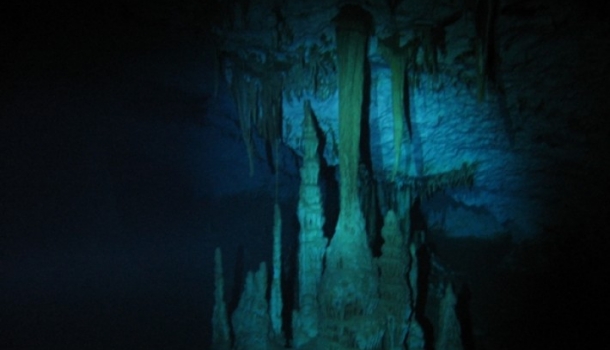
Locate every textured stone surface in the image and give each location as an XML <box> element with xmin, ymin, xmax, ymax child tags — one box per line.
<box><xmin>216</xmin><ymin>0</ymin><xmax>610</xmax><ymax>241</ymax></box>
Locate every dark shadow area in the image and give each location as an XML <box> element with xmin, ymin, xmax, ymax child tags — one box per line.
<box><xmin>410</xmin><ymin>197</ymin><xmax>429</xmax><ymax>233</ymax></box>
<box><xmin>456</xmin><ymin>284</ymin><xmax>475</xmax><ymax>350</ymax></box>
<box><xmin>425</xmin><ymin>220</ymin><xmax>610</xmax><ymax>350</ymax></box>
<box><xmin>415</xmin><ymin>244</ymin><xmax>435</xmax><ymax>350</ymax></box>
<box><xmin>281</xmin><ymin>245</ymin><xmax>296</xmax><ymax>347</ymax></box>
<box><xmin>320</xmin><ymin>167</ymin><xmax>339</xmax><ymax>241</ymax></box>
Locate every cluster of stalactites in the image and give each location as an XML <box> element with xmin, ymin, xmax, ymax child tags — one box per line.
<box><xmin>376</xmin><ymin>162</ymin><xmax>478</xmax><ymax>220</ymax></box>
<box><xmin>231</xmin><ymin>73</ymin><xmax>258</xmax><ymax>176</ymax></box>
<box><xmin>230</xmin><ymin>65</ymin><xmax>283</xmax><ymax>176</ymax></box>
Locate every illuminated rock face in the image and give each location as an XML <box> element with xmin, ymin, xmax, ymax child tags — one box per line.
<box><xmin>212</xmin><ymin>0</ymin><xmax>601</xmax><ymax>240</ymax></box>
<box><xmin>318</xmin><ymin>198</ymin><xmax>383</xmax><ymax>349</ymax></box>
<box><xmin>215</xmin><ymin>204</ymin><xmax>417</xmax><ymax>350</ymax></box>
<box><xmin>214</xmin><ymin>93</ymin><xmax>419</xmax><ymax>349</ymax></box>
<box><xmin>209</xmin><ymin>0</ymin><xmax>608</xmax><ymax>348</ymax></box>
<box><xmin>314</xmin><ymin>10</ymin><xmax>386</xmax><ymax>348</ymax></box>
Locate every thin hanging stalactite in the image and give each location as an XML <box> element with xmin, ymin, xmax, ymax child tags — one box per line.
<box><xmin>231</xmin><ymin>73</ymin><xmax>257</xmax><ymax>176</ymax></box>
<box><xmin>379</xmin><ymin>34</ymin><xmax>410</xmax><ymax>181</ymax></box>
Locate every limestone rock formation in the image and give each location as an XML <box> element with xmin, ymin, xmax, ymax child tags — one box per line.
<box><xmin>211</xmin><ymin>248</ymin><xmax>231</xmax><ymax>350</ymax></box>
<box><xmin>270</xmin><ymin>203</ymin><xmax>284</xmax><ymax>343</ymax></box>
<box><xmin>292</xmin><ymin>100</ymin><xmax>328</xmax><ymax>348</ymax></box>
<box><xmin>210</xmin><ymin>0</ymin><xmax>606</xmax><ymax>240</ymax></box>
<box><xmin>436</xmin><ymin>283</ymin><xmax>464</xmax><ymax>350</ymax></box>
<box><xmin>315</xmin><ymin>8</ymin><xmax>384</xmax><ymax>349</ymax></box>
<box><xmin>377</xmin><ymin>210</ymin><xmax>411</xmax><ymax>349</ymax></box>
<box><xmin>231</xmin><ymin>262</ymin><xmax>271</xmax><ymax>350</ymax></box>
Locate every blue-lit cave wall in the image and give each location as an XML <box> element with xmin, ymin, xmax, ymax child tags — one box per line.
<box><xmin>276</xmin><ymin>1</ymin><xmax>608</xmax><ymax>241</ymax></box>
<box><xmin>284</xmin><ymin>68</ymin><xmax>537</xmax><ymax>239</ymax></box>
<box><xmin>211</xmin><ymin>1</ymin><xmax>610</xmax><ymax>348</ymax></box>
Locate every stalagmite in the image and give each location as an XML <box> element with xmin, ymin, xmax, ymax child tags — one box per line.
<box><xmin>270</xmin><ymin>203</ymin><xmax>284</xmax><ymax>343</ymax></box>
<box><xmin>405</xmin><ymin>319</ymin><xmax>426</xmax><ymax>350</ymax></box>
<box><xmin>318</xmin><ymin>6</ymin><xmax>383</xmax><ymax>349</ymax></box>
<box><xmin>408</xmin><ymin>240</ymin><xmax>419</xmax><ymax>304</ymax></box>
<box><xmin>377</xmin><ymin>210</ymin><xmax>411</xmax><ymax>349</ymax></box>
<box><xmin>211</xmin><ymin>248</ymin><xmax>231</xmax><ymax>350</ymax></box>
<box><xmin>292</xmin><ymin>100</ymin><xmax>327</xmax><ymax>348</ymax></box>
<box><xmin>231</xmin><ymin>262</ymin><xmax>271</xmax><ymax>350</ymax></box>
<box><xmin>437</xmin><ymin>283</ymin><xmax>464</xmax><ymax>350</ymax></box>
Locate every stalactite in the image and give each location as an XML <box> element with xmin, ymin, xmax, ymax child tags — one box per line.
<box><xmin>475</xmin><ymin>0</ymin><xmax>496</xmax><ymax>101</ymax></box>
<box><xmin>258</xmin><ymin>71</ymin><xmax>283</xmax><ymax>172</ymax></box>
<box><xmin>476</xmin><ymin>39</ymin><xmax>486</xmax><ymax>101</ymax></box>
<box><xmin>390</xmin><ymin>52</ymin><xmax>407</xmax><ymax>181</ymax></box>
<box><xmin>420</xmin><ymin>26</ymin><xmax>438</xmax><ymax>76</ymax></box>
<box><xmin>318</xmin><ymin>6</ymin><xmax>382</xmax><ymax>349</ymax></box>
<box><xmin>378</xmin><ymin>162</ymin><xmax>477</xmax><ymax>207</ymax></box>
<box><xmin>258</xmin><ymin>72</ymin><xmax>283</xmax><ymax>143</ymax></box>
<box><xmin>228</xmin><ymin>51</ymin><xmax>286</xmax><ymax>177</ymax></box>
<box><xmin>379</xmin><ymin>34</ymin><xmax>410</xmax><ymax>181</ymax></box>
<box><xmin>359</xmin><ymin>163</ymin><xmax>379</xmax><ymax>247</ymax></box>
<box><xmin>212</xmin><ymin>44</ymin><xmax>220</xmax><ymax>100</ymax></box>
<box><xmin>231</xmin><ymin>73</ymin><xmax>258</xmax><ymax>176</ymax></box>
<box><xmin>335</xmin><ymin>6</ymin><xmax>370</xmax><ymax>211</ymax></box>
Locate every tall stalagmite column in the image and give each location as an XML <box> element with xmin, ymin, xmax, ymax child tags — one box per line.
<box><xmin>319</xmin><ymin>6</ymin><xmax>383</xmax><ymax>349</ymax></box>
<box><xmin>231</xmin><ymin>262</ymin><xmax>271</xmax><ymax>350</ymax></box>
<box><xmin>437</xmin><ymin>283</ymin><xmax>464</xmax><ymax>350</ymax></box>
<box><xmin>292</xmin><ymin>100</ymin><xmax>328</xmax><ymax>348</ymax></box>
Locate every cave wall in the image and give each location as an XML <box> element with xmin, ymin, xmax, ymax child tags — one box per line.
<box><xmin>214</xmin><ymin>0</ymin><xmax>609</xmax><ymax>240</ymax></box>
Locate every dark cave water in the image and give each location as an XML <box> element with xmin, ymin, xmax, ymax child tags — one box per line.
<box><xmin>2</xmin><ymin>191</ymin><xmax>294</xmax><ymax>350</ymax></box>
